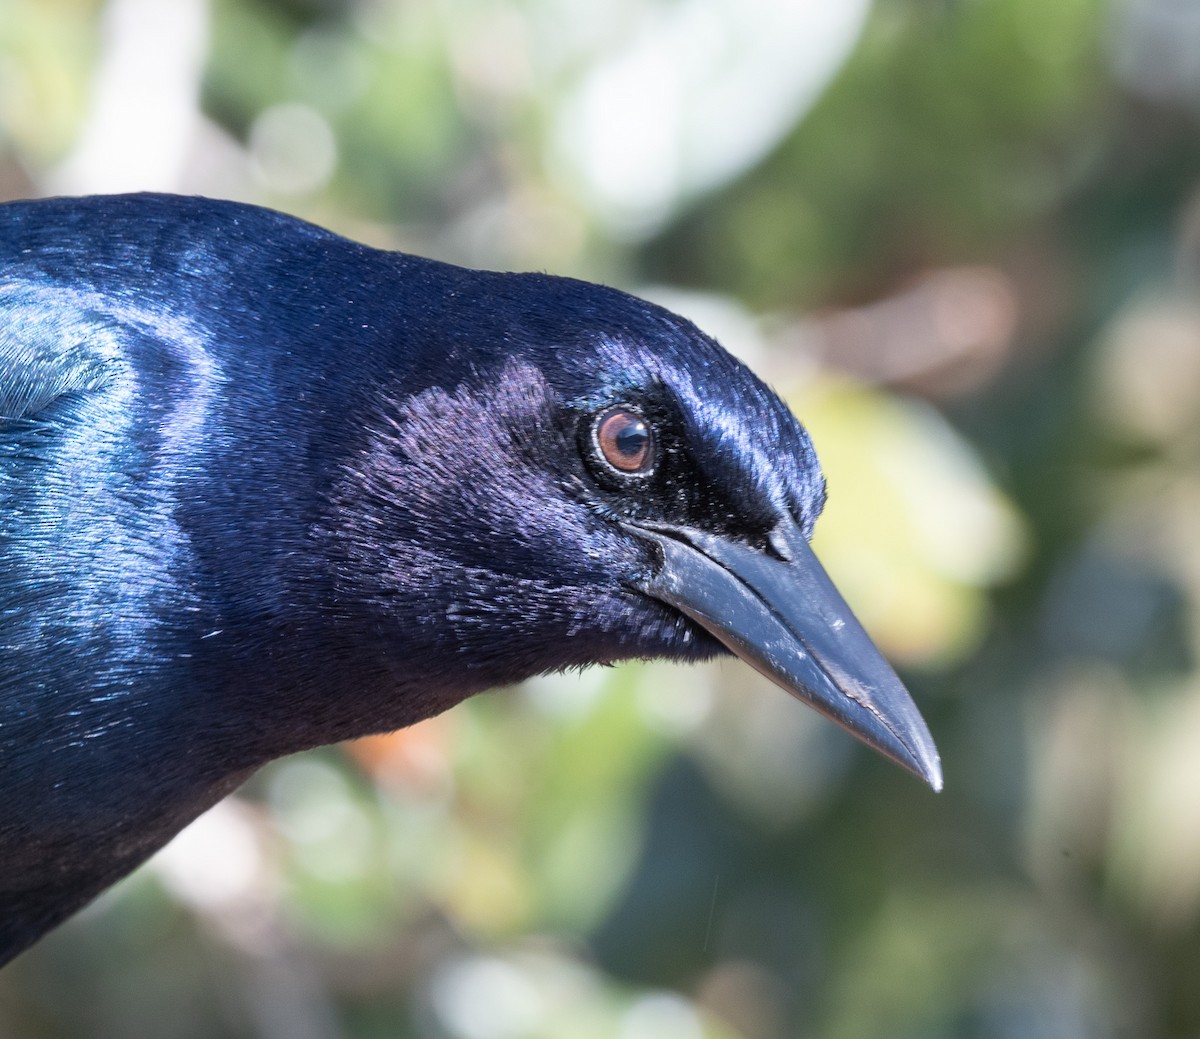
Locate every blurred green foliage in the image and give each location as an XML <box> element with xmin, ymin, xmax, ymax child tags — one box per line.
<box><xmin>647</xmin><ymin>0</ymin><xmax>1111</xmax><ymax>306</ymax></box>
<box><xmin>3</xmin><ymin>0</ymin><xmax>1200</xmax><ymax>1036</ymax></box>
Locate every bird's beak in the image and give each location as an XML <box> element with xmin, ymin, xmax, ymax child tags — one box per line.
<box><xmin>625</xmin><ymin>519</ymin><xmax>942</xmax><ymax>791</ymax></box>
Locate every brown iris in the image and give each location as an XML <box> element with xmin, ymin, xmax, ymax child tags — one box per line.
<box><xmin>595</xmin><ymin>407</ymin><xmax>654</xmax><ymax>473</ymax></box>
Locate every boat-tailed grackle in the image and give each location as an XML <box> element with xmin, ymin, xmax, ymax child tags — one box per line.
<box><xmin>0</xmin><ymin>193</ymin><xmax>940</xmax><ymax>964</ymax></box>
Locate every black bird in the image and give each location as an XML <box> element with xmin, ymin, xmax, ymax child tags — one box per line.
<box><xmin>0</xmin><ymin>193</ymin><xmax>940</xmax><ymax>965</ymax></box>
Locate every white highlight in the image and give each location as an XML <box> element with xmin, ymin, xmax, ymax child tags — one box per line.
<box><xmin>249</xmin><ymin>103</ymin><xmax>338</xmax><ymax>196</ymax></box>
<box><xmin>154</xmin><ymin>799</ymin><xmax>264</xmax><ymax>910</ymax></box>
<box><xmin>552</xmin><ymin>0</ymin><xmax>871</xmax><ymax>237</ymax></box>
<box><xmin>430</xmin><ymin>956</ymin><xmax>545</xmax><ymax>1039</ymax></box>
<box><xmin>51</xmin><ymin>0</ymin><xmax>211</xmax><ymax>193</ymax></box>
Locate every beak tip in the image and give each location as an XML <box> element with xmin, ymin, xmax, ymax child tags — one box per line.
<box><xmin>899</xmin><ymin>737</ymin><xmax>943</xmax><ymax>792</ymax></box>
<box><xmin>923</xmin><ymin>758</ymin><xmax>944</xmax><ymax>793</ymax></box>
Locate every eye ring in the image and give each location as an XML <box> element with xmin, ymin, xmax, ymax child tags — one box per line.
<box><xmin>593</xmin><ymin>407</ymin><xmax>655</xmax><ymax>475</ymax></box>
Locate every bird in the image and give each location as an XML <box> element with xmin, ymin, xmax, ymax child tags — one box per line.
<box><xmin>0</xmin><ymin>192</ymin><xmax>940</xmax><ymax>965</ymax></box>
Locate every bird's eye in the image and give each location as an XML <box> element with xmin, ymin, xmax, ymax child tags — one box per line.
<box><xmin>594</xmin><ymin>407</ymin><xmax>655</xmax><ymax>474</ymax></box>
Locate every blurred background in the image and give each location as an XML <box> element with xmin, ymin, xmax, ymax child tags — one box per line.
<box><xmin>2</xmin><ymin>0</ymin><xmax>1199</xmax><ymax>1035</ymax></box>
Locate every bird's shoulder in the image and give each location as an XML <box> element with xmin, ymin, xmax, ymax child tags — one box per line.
<box><xmin>0</xmin><ymin>280</ymin><xmax>130</xmax><ymax>423</ymax></box>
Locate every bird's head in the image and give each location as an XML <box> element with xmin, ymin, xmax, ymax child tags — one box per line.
<box><xmin>322</xmin><ymin>270</ymin><xmax>941</xmax><ymax>789</ymax></box>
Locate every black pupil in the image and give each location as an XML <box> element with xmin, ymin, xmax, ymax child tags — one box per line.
<box><xmin>614</xmin><ymin>418</ymin><xmax>648</xmax><ymax>458</ymax></box>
